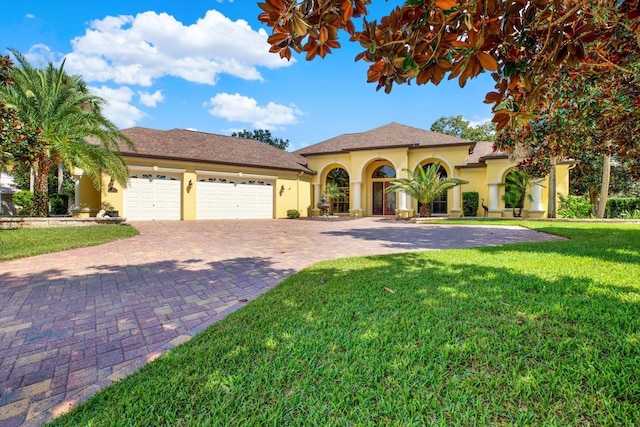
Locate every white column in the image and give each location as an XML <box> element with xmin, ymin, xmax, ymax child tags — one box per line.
<box><xmin>531</xmin><ymin>183</ymin><xmax>544</xmax><ymax>211</ymax></box>
<box><xmin>452</xmin><ymin>186</ymin><xmax>461</xmax><ymax>211</ymax></box>
<box><xmin>489</xmin><ymin>184</ymin><xmax>500</xmax><ymax>211</ymax></box>
<box><xmin>352</xmin><ymin>181</ymin><xmax>362</xmax><ymax>210</ymax></box>
<box><xmin>398</xmin><ymin>191</ymin><xmax>407</xmax><ymax>210</ymax></box>
<box><xmin>73</xmin><ymin>168</ymin><xmax>84</xmax><ymax>210</ymax></box>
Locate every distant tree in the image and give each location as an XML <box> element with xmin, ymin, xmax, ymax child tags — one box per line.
<box><xmin>430</xmin><ymin>115</ymin><xmax>495</xmax><ymax>141</ymax></box>
<box><xmin>385</xmin><ymin>161</ymin><xmax>467</xmax><ymax>217</ymax></box>
<box><xmin>231</xmin><ymin>129</ymin><xmax>289</xmax><ymax>150</ymax></box>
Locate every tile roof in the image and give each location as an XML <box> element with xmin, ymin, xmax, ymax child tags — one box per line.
<box><xmin>116</xmin><ymin>128</ymin><xmax>312</xmax><ymax>173</ymax></box>
<box><xmin>459</xmin><ymin>141</ymin><xmax>508</xmax><ymax>167</ymax></box>
<box><xmin>295</xmin><ymin>122</ymin><xmax>473</xmax><ymax>156</ymax></box>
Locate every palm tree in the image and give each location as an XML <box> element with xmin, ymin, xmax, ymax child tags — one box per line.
<box><xmin>0</xmin><ymin>49</ymin><xmax>133</xmax><ymax>216</ymax></box>
<box><xmin>385</xmin><ymin>161</ymin><xmax>468</xmax><ymax>217</ymax></box>
<box><xmin>501</xmin><ymin>169</ymin><xmax>543</xmax><ymax>217</ymax></box>
<box><xmin>323</xmin><ymin>182</ymin><xmax>346</xmax><ymax>214</ymax></box>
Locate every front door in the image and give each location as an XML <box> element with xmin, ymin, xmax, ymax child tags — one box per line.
<box><xmin>373</xmin><ymin>182</ymin><xmax>396</xmax><ymax>215</ymax></box>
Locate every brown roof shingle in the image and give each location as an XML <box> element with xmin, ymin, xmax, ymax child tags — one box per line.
<box><xmin>295</xmin><ymin>122</ymin><xmax>473</xmax><ymax>156</ymax></box>
<box><xmin>117</xmin><ymin>127</ymin><xmax>311</xmax><ymax>173</ymax></box>
<box><xmin>458</xmin><ymin>141</ymin><xmax>508</xmax><ymax>167</ymax></box>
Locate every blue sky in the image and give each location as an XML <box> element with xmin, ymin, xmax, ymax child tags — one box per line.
<box><xmin>2</xmin><ymin>0</ymin><xmax>495</xmax><ymax>151</ymax></box>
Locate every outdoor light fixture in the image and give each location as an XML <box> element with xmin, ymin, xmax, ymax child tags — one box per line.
<box><xmin>107</xmin><ymin>177</ymin><xmax>118</xmax><ymax>193</ymax></box>
<box><xmin>280</xmin><ymin>185</ymin><xmax>285</xmax><ymax>196</ymax></box>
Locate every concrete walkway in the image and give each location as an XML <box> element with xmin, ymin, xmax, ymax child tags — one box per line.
<box><xmin>0</xmin><ymin>218</ymin><xmax>562</xmax><ymax>426</ymax></box>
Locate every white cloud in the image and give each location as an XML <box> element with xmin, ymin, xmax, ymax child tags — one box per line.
<box><xmin>63</xmin><ymin>9</ymin><xmax>292</xmax><ymax>87</ymax></box>
<box><xmin>466</xmin><ymin>117</ymin><xmax>493</xmax><ymax>127</ymax></box>
<box><xmin>138</xmin><ymin>90</ymin><xmax>164</xmax><ymax>107</ymax></box>
<box><xmin>204</xmin><ymin>93</ymin><xmax>303</xmax><ymax>129</ymax></box>
<box><xmin>89</xmin><ymin>85</ymin><xmax>146</xmax><ymax>128</ymax></box>
<box><xmin>26</xmin><ymin>13</ymin><xmax>36</xmax><ymax>19</ymax></box>
<box><xmin>23</xmin><ymin>44</ymin><xmax>60</xmax><ymax>66</ymax></box>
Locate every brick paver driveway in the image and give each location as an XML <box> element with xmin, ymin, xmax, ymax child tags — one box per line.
<box><xmin>0</xmin><ymin>218</ymin><xmax>561</xmax><ymax>426</ymax></box>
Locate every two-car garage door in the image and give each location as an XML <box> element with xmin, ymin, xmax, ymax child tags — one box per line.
<box><xmin>196</xmin><ymin>177</ymin><xmax>273</xmax><ymax>219</ymax></box>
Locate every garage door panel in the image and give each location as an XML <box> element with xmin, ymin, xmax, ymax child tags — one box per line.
<box><xmin>196</xmin><ymin>179</ymin><xmax>273</xmax><ymax>219</ymax></box>
<box><xmin>124</xmin><ymin>175</ymin><xmax>181</xmax><ymax>221</ymax></box>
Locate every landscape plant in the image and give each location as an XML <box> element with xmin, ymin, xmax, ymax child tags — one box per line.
<box><xmin>462</xmin><ymin>191</ymin><xmax>479</xmax><ymax>217</ymax></box>
<box><xmin>0</xmin><ymin>49</ymin><xmax>134</xmax><ymax>216</ymax></box>
<box><xmin>47</xmin><ymin>221</ymin><xmax>640</xmax><ymax>426</ymax></box>
<box><xmin>12</xmin><ymin>189</ymin><xmax>33</xmax><ymax>215</ymax></box>
<box><xmin>558</xmin><ymin>194</ymin><xmax>593</xmax><ymax>218</ymax></box>
<box><xmin>323</xmin><ymin>182</ymin><xmax>346</xmax><ymax>214</ymax></box>
<box><xmin>385</xmin><ymin>162</ymin><xmax>467</xmax><ymax>217</ymax></box>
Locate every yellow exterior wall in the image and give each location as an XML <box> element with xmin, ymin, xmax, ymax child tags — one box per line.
<box><xmin>304</xmin><ymin>147</ymin><xmax>569</xmax><ymax>219</ymax></box>
<box><xmin>79</xmin><ymin>156</ymin><xmax>313</xmax><ymax>219</ymax></box>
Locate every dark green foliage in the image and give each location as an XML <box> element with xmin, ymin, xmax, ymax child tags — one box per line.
<box><xmin>12</xmin><ymin>190</ymin><xmax>33</xmax><ymax>210</ymax></box>
<box><xmin>231</xmin><ymin>129</ymin><xmax>289</xmax><ymax>150</ymax></box>
<box><xmin>462</xmin><ymin>191</ymin><xmax>479</xmax><ymax>216</ymax></box>
<box><xmin>558</xmin><ymin>194</ymin><xmax>593</xmax><ymax>218</ymax></box>
<box><xmin>606</xmin><ymin>197</ymin><xmax>640</xmax><ymax>218</ymax></box>
<box><xmin>286</xmin><ymin>209</ymin><xmax>300</xmax><ymax>219</ymax></box>
<box><xmin>49</xmin><ymin>194</ymin><xmax>69</xmax><ymax>215</ymax></box>
<box><xmin>430</xmin><ymin>115</ymin><xmax>496</xmax><ymax>141</ymax></box>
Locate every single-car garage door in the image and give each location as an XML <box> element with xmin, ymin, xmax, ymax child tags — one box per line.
<box><xmin>196</xmin><ymin>177</ymin><xmax>273</xmax><ymax>219</ymax></box>
<box><xmin>124</xmin><ymin>173</ymin><xmax>181</xmax><ymax>220</ymax></box>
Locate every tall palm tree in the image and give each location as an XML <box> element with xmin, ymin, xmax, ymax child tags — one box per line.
<box><xmin>0</xmin><ymin>49</ymin><xmax>133</xmax><ymax>216</ymax></box>
<box><xmin>385</xmin><ymin>161</ymin><xmax>468</xmax><ymax>217</ymax></box>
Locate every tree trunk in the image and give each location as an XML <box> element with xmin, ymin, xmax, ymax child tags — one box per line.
<box><xmin>32</xmin><ymin>160</ymin><xmax>52</xmax><ymax>217</ymax></box>
<box><xmin>420</xmin><ymin>202</ymin><xmax>431</xmax><ymax>217</ymax></box>
<box><xmin>57</xmin><ymin>163</ymin><xmax>64</xmax><ymax>193</ymax></box>
<box><xmin>596</xmin><ymin>153</ymin><xmax>611</xmax><ymax>219</ymax></box>
<box><xmin>547</xmin><ymin>157</ymin><xmax>557</xmax><ymax>218</ymax></box>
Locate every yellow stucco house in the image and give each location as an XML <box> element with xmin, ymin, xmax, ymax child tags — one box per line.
<box><xmin>74</xmin><ymin>123</ymin><xmax>569</xmax><ymax>220</ymax></box>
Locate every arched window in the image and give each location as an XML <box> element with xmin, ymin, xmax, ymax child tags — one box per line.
<box><xmin>326</xmin><ymin>167</ymin><xmax>350</xmax><ymax>214</ymax></box>
<box><xmin>372</xmin><ymin>165</ymin><xmax>396</xmax><ymax>178</ymax></box>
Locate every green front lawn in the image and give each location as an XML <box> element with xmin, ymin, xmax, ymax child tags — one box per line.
<box><xmin>0</xmin><ymin>225</ymin><xmax>139</xmax><ymax>261</ymax></box>
<box><xmin>49</xmin><ymin>222</ymin><xmax>640</xmax><ymax>426</ymax></box>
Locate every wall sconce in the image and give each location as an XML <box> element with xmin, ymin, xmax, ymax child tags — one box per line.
<box><xmin>187</xmin><ymin>179</ymin><xmax>193</xmax><ymax>191</ymax></box>
<box><xmin>279</xmin><ymin>185</ymin><xmax>285</xmax><ymax>196</ymax></box>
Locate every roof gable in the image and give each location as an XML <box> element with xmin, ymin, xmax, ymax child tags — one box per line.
<box><xmin>117</xmin><ymin>128</ymin><xmax>311</xmax><ymax>173</ymax></box>
<box><xmin>295</xmin><ymin>122</ymin><xmax>472</xmax><ymax>156</ymax></box>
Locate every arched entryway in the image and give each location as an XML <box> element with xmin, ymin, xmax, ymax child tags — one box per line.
<box><xmin>417</xmin><ymin>163</ymin><xmax>448</xmax><ymax>216</ymax></box>
<box><xmin>371</xmin><ymin>165</ymin><xmax>396</xmax><ymax>215</ymax></box>
<box><xmin>325</xmin><ymin>167</ymin><xmax>350</xmax><ymax>214</ymax></box>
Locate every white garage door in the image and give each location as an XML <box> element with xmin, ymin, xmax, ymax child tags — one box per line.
<box><xmin>196</xmin><ymin>177</ymin><xmax>273</xmax><ymax>219</ymax></box>
<box><xmin>124</xmin><ymin>173</ymin><xmax>181</xmax><ymax>220</ymax></box>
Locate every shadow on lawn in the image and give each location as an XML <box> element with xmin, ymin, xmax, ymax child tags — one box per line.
<box><xmin>320</xmin><ymin>224</ymin><xmax>560</xmax><ymax>251</ymax></box>
<box><xmin>49</xmin><ymin>251</ymin><xmax>640</xmax><ymax>426</ymax></box>
<box><xmin>476</xmin><ymin>224</ymin><xmax>640</xmax><ymax>265</ymax></box>
<box><xmin>0</xmin><ymin>256</ymin><xmax>295</xmax><ymax>427</ymax></box>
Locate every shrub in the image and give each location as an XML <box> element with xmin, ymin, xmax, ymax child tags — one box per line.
<box><xmin>49</xmin><ymin>194</ymin><xmax>69</xmax><ymax>215</ymax></box>
<box><xmin>606</xmin><ymin>197</ymin><xmax>640</xmax><ymax>218</ymax></box>
<box><xmin>558</xmin><ymin>194</ymin><xmax>593</xmax><ymax>218</ymax></box>
<box><xmin>13</xmin><ymin>190</ymin><xmax>34</xmax><ymax>211</ymax></box>
<box><xmin>286</xmin><ymin>209</ymin><xmax>301</xmax><ymax>219</ymax></box>
<box><xmin>462</xmin><ymin>191</ymin><xmax>479</xmax><ymax>216</ymax></box>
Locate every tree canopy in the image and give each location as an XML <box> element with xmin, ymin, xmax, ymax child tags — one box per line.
<box><xmin>231</xmin><ymin>129</ymin><xmax>290</xmax><ymax>150</ymax></box>
<box><xmin>430</xmin><ymin>115</ymin><xmax>495</xmax><ymax>141</ymax></box>
<box><xmin>259</xmin><ymin>0</ymin><xmax>639</xmax><ymax>153</ymax></box>
<box><xmin>0</xmin><ymin>49</ymin><xmax>133</xmax><ymax>216</ymax></box>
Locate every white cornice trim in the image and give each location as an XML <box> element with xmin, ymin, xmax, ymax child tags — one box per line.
<box><xmin>128</xmin><ymin>166</ymin><xmax>186</xmax><ymax>173</ymax></box>
<box><xmin>195</xmin><ymin>170</ymin><xmax>278</xmax><ymax>180</ymax></box>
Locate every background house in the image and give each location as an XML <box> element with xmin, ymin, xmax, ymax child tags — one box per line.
<box><xmin>0</xmin><ymin>172</ymin><xmax>18</xmax><ymax>216</ymax></box>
